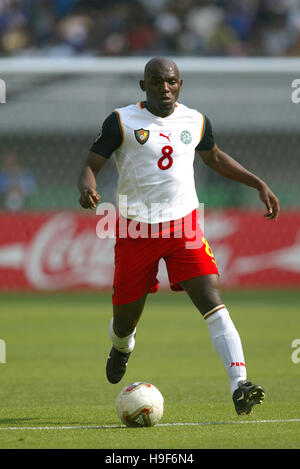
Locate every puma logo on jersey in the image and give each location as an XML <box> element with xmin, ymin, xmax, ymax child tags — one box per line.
<box><xmin>159</xmin><ymin>132</ymin><xmax>171</xmax><ymax>142</ymax></box>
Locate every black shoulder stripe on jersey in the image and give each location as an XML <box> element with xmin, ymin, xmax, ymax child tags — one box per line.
<box><xmin>195</xmin><ymin>115</ymin><xmax>215</xmax><ymax>152</ymax></box>
<box><xmin>89</xmin><ymin>111</ymin><xmax>123</xmax><ymax>159</ymax></box>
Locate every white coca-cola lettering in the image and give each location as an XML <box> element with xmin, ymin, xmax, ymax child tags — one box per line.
<box><xmin>1</xmin><ymin>214</ymin><xmax>115</xmax><ymax>290</ymax></box>
<box><xmin>0</xmin><ymin>213</ymin><xmax>300</xmax><ymax>290</ymax></box>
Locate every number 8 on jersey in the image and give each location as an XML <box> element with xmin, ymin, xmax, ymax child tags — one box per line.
<box><xmin>157</xmin><ymin>145</ymin><xmax>173</xmax><ymax>170</ymax></box>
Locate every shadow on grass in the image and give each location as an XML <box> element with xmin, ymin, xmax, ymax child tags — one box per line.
<box><xmin>0</xmin><ymin>418</ymin><xmax>38</xmax><ymax>425</ymax></box>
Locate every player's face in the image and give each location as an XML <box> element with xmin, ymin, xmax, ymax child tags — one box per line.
<box><xmin>140</xmin><ymin>64</ymin><xmax>182</xmax><ymax>117</ymax></box>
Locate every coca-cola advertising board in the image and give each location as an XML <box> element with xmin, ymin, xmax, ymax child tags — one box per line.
<box><xmin>0</xmin><ymin>210</ymin><xmax>300</xmax><ymax>291</ymax></box>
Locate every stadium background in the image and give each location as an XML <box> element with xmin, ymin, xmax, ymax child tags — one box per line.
<box><xmin>0</xmin><ymin>0</ymin><xmax>300</xmax><ymax>291</ymax></box>
<box><xmin>1</xmin><ymin>2</ymin><xmax>300</xmax><ymax>450</ymax></box>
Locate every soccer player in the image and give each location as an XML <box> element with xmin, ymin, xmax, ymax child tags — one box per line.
<box><xmin>78</xmin><ymin>57</ymin><xmax>280</xmax><ymax>415</ymax></box>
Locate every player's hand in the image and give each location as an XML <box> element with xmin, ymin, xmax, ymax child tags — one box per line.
<box><xmin>79</xmin><ymin>189</ymin><xmax>101</xmax><ymax>209</ymax></box>
<box><xmin>259</xmin><ymin>184</ymin><xmax>280</xmax><ymax>221</ymax></box>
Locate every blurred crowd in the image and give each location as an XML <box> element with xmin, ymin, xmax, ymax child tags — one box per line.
<box><xmin>1</xmin><ymin>0</ymin><xmax>300</xmax><ymax>57</ymax></box>
<box><xmin>0</xmin><ymin>154</ymin><xmax>36</xmax><ymax>211</ymax></box>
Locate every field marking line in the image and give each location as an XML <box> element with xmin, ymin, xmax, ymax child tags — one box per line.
<box><xmin>0</xmin><ymin>419</ymin><xmax>299</xmax><ymax>431</ymax></box>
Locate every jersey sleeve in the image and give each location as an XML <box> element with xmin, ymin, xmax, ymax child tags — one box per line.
<box><xmin>195</xmin><ymin>115</ymin><xmax>215</xmax><ymax>152</ymax></box>
<box><xmin>90</xmin><ymin>111</ymin><xmax>123</xmax><ymax>158</ymax></box>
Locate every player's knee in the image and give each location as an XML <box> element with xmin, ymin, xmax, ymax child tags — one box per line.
<box><xmin>200</xmin><ymin>281</ymin><xmax>223</xmax><ymax>314</ymax></box>
<box><xmin>180</xmin><ymin>274</ymin><xmax>223</xmax><ymax>316</ymax></box>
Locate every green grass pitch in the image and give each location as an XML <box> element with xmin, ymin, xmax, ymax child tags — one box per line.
<box><xmin>0</xmin><ymin>289</ymin><xmax>299</xmax><ymax>449</ymax></box>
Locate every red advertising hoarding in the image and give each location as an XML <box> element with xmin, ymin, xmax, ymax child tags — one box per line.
<box><xmin>0</xmin><ymin>210</ymin><xmax>299</xmax><ymax>291</ymax></box>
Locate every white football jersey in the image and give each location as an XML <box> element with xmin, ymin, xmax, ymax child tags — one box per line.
<box><xmin>114</xmin><ymin>101</ymin><xmax>205</xmax><ymax>223</ymax></box>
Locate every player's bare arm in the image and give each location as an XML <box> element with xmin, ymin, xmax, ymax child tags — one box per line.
<box><xmin>197</xmin><ymin>144</ymin><xmax>280</xmax><ymax>221</ymax></box>
<box><xmin>78</xmin><ymin>151</ymin><xmax>107</xmax><ymax>209</ymax></box>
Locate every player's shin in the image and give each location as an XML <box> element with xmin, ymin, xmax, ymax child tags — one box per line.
<box><xmin>109</xmin><ymin>318</ymin><xmax>136</xmax><ymax>353</ymax></box>
<box><xmin>204</xmin><ymin>306</ymin><xmax>247</xmax><ymax>395</ymax></box>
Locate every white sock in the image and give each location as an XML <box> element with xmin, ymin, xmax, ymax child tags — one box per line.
<box><xmin>109</xmin><ymin>318</ymin><xmax>136</xmax><ymax>353</ymax></box>
<box><xmin>204</xmin><ymin>305</ymin><xmax>247</xmax><ymax>395</ymax></box>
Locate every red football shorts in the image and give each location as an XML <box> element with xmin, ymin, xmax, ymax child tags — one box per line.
<box><xmin>112</xmin><ymin>209</ymin><xmax>219</xmax><ymax>305</ymax></box>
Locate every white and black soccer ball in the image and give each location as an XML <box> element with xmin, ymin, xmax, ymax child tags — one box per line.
<box><xmin>116</xmin><ymin>382</ymin><xmax>164</xmax><ymax>427</ymax></box>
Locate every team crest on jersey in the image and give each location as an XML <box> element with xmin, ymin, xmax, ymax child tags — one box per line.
<box><xmin>134</xmin><ymin>129</ymin><xmax>150</xmax><ymax>145</ymax></box>
<box><xmin>180</xmin><ymin>130</ymin><xmax>192</xmax><ymax>144</ymax></box>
